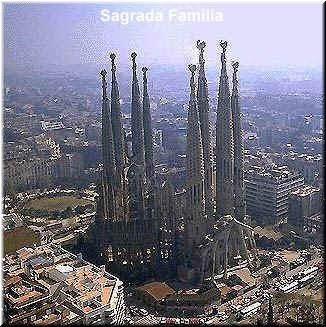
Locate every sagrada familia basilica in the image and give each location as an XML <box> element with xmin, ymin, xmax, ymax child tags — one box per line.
<box><xmin>83</xmin><ymin>40</ymin><xmax>257</xmax><ymax>285</ymax></box>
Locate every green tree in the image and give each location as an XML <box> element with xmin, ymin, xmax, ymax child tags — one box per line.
<box><xmin>64</xmin><ymin>206</ymin><xmax>74</xmax><ymax>218</ymax></box>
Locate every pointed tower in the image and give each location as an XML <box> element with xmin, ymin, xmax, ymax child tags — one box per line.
<box><xmin>142</xmin><ymin>67</ymin><xmax>154</xmax><ymax>180</ymax></box>
<box><xmin>131</xmin><ymin>52</ymin><xmax>145</xmax><ymax>167</ymax></box>
<box><xmin>185</xmin><ymin>64</ymin><xmax>206</xmax><ymax>257</ymax></box>
<box><xmin>142</xmin><ymin>67</ymin><xmax>156</xmax><ymax>220</ymax></box>
<box><xmin>100</xmin><ymin>69</ymin><xmax>116</xmax><ymax>219</ymax></box>
<box><xmin>231</xmin><ymin>62</ymin><xmax>246</xmax><ymax>221</ymax></box>
<box><xmin>215</xmin><ymin>41</ymin><xmax>235</xmax><ymax>218</ymax></box>
<box><xmin>110</xmin><ymin>53</ymin><xmax>126</xmax><ymax>186</ymax></box>
<box><xmin>196</xmin><ymin>40</ymin><xmax>214</xmax><ymax>218</ymax></box>
<box><xmin>110</xmin><ymin>53</ymin><xmax>127</xmax><ymax>220</ymax></box>
<box><xmin>129</xmin><ymin>52</ymin><xmax>145</xmax><ymax>219</ymax></box>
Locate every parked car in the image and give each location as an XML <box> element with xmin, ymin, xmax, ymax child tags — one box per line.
<box><xmin>160</xmin><ymin>317</ymin><xmax>166</xmax><ymax>324</ymax></box>
<box><xmin>166</xmin><ymin>318</ymin><xmax>175</xmax><ymax>324</ymax></box>
<box><xmin>139</xmin><ymin>308</ymin><xmax>148</xmax><ymax>316</ymax></box>
<box><xmin>124</xmin><ymin>317</ymin><xmax>134</xmax><ymax>325</ymax></box>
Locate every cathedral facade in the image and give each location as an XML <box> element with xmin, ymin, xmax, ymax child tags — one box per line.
<box><xmin>84</xmin><ymin>52</ymin><xmax>177</xmax><ymax>282</ymax></box>
<box><xmin>84</xmin><ymin>41</ymin><xmax>256</xmax><ymax>285</ymax></box>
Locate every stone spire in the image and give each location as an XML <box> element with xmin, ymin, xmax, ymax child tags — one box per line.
<box><xmin>196</xmin><ymin>40</ymin><xmax>214</xmax><ymax>218</ymax></box>
<box><xmin>96</xmin><ymin>170</ymin><xmax>108</xmax><ymax>221</ymax></box>
<box><xmin>131</xmin><ymin>52</ymin><xmax>145</xmax><ymax>167</ymax></box>
<box><xmin>142</xmin><ymin>67</ymin><xmax>154</xmax><ymax>180</ymax></box>
<box><xmin>215</xmin><ymin>41</ymin><xmax>235</xmax><ymax>218</ymax></box>
<box><xmin>110</xmin><ymin>53</ymin><xmax>128</xmax><ymax>220</ymax></box>
<box><xmin>100</xmin><ymin>69</ymin><xmax>116</xmax><ymax>219</ymax></box>
<box><xmin>231</xmin><ymin>61</ymin><xmax>246</xmax><ymax>221</ymax></box>
<box><xmin>185</xmin><ymin>64</ymin><xmax>206</xmax><ymax>254</ymax></box>
<box><xmin>128</xmin><ymin>53</ymin><xmax>145</xmax><ymax>220</ymax></box>
<box><xmin>110</xmin><ymin>53</ymin><xmax>126</xmax><ymax>187</ymax></box>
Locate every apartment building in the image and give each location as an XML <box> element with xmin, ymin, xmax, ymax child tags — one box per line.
<box><xmin>3</xmin><ymin>244</ymin><xmax>126</xmax><ymax>325</ymax></box>
<box><xmin>245</xmin><ymin>165</ymin><xmax>304</xmax><ymax>225</ymax></box>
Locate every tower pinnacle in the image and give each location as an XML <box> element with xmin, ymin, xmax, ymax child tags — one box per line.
<box><xmin>215</xmin><ymin>40</ymin><xmax>235</xmax><ymax>218</ymax></box>
<box><xmin>196</xmin><ymin>40</ymin><xmax>214</xmax><ymax>218</ymax></box>
<box><xmin>142</xmin><ymin>67</ymin><xmax>154</xmax><ymax>181</ymax></box>
<box><xmin>232</xmin><ymin>60</ymin><xmax>239</xmax><ymax>72</ymax></box>
<box><xmin>197</xmin><ymin>40</ymin><xmax>206</xmax><ymax>72</ymax></box>
<box><xmin>131</xmin><ymin>52</ymin><xmax>145</xmax><ymax>167</ymax></box>
<box><xmin>110</xmin><ymin>53</ymin><xmax>116</xmax><ymax>64</ymax></box>
<box><xmin>129</xmin><ymin>52</ymin><xmax>145</xmax><ymax>220</ymax></box>
<box><xmin>185</xmin><ymin>63</ymin><xmax>206</xmax><ymax>259</ymax></box>
<box><xmin>100</xmin><ymin>69</ymin><xmax>116</xmax><ymax>219</ymax></box>
<box><xmin>189</xmin><ymin>64</ymin><xmax>196</xmax><ymax>92</ymax></box>
<box><xmin>231</xmin><ymin>61</ymin><xmax>246</xmax><ymax>221</ymax></box>
<box><xmin>220</xmin><ymin>40</ymin><xmax>228</xmax><ymax>52</ymax></box>
<box><xmin>110</xmin><ymin>53</ymin><xmax>126</xmax><ymax>181</ymax></box>
<box><xmin>110</xmin><ymin>53</ymin><xmax>127</xmax><ymax>219</ymax></box>
<box><xmin>100</xmin><ymin>69</ymin><xmax>107</xmax><ymax>99</ymax></box>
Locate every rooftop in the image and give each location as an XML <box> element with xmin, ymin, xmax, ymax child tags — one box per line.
<box><xmin>56</xmin><ymin>264</ymin><xmax>74</xmax><ymax>274</ymax></box>
<box><xmin>229</xmin><ymin>267</ymin><xmax>256</xmax><ymax>287</ymax></box>
<box><xmin>41</xmin><ymin>121</ymin><xmax>64</xmax><ymax>131</ymax></box>
<box><xmin>291</xmin><ymin>185</ymin><xmax>320</xmax><ymax>197</ymax></box>
<box><xmin>136</xmin><ymin>281</ymin><xmax>175</xmax><ymax>302</ymax></box>
<box><xmin>3</xmin><ymin>243</ymin><xmax>122</xmax><ymax>324</ymax></box>
<box><xmin>246</xmin><ymin>164</ymin><xmax>301</xmax><ymax>181</ymax></box>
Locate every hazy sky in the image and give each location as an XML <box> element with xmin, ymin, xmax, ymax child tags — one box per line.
<box><xmin>4</xmin><ymin>3</ymin><xmax>323</xmax><ymax>71</ymax></box>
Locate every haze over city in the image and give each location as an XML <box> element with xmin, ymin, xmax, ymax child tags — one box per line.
<box><xmin>4</xmin><ymin>3</ymin><xmax>323</xmax><ymax>71</ymax></box>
